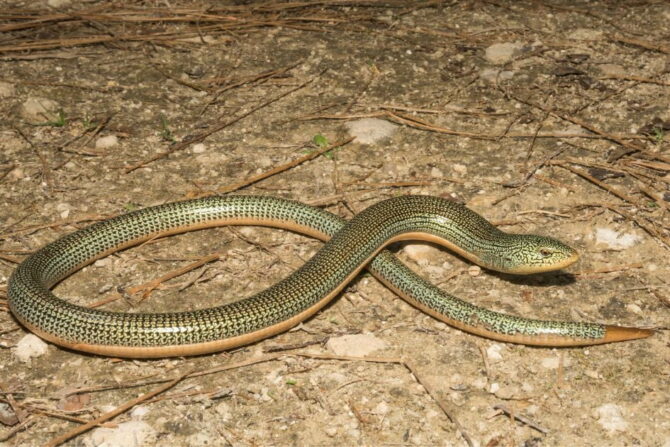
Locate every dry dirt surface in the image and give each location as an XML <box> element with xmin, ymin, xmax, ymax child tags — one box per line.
<box><xmin>1</xmin><ymin>1</ymin><xmax>669</xmax><ymax>446</ymax></box>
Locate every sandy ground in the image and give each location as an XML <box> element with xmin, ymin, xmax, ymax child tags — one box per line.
<box><xmin>1</xmin><ymin>1</ymin><xmax>669</xmax><ymax>446</ymax></box>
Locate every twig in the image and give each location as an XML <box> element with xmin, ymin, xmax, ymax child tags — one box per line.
<box><xmin>599</xmin><ymin>74</ymin><xmax>670</xmax><ymax>87</ymax></box>
<box><xmin>37</xmin><ymin>410</ymin><xmax>117</xmax><ymax>428</ymax></box>
<box><xmin>125</xmin><ymin>70</ymin><xmax>320</xmax><ymax>173</ymax></box>
<box><xmin>574</xmin><ymin>263</ymin><xmax>643</xmax><ymax>276</ymax></box>
<box><xmin>580</xmin><ymin>203</ymin><xmax>670</xmax><ymax>249</ymax></box>
<box><xmin>607</xmin><ymin>34</ymin><xmax>670</xmax><ymax>54</ymax></box>
<box><xmin>492</xmin><ymin>404</ymin><xmax>549</xmax><ymax>434</ymax></box>
<box><xmin>192</xmin><ymin>136</ymin><xmax>355</xmax><ymax>197</ymax></box>
<box><xmin>301</xmin><ymin>110</ymin><xmax>646</xmax><ymax>140</ymax></box>
<box><xmin>402</xmin><ymin>361</ymin><xmax>474</xmax><ymax>447</ymax></box>
<box><xmin>507</xmin><ymin>93</ymin><xmax>670</xmax><ymax>163</ymax></box>
<box><xmin>45</xmin><ymin>373</ymin><xmax>187</xmax><ymax>447</ymax></box>
<box><xmin>0</xmin><ymin>384</ymin><xmax>25</xmax><ymax>423</ymax></box>
<box><xmin>264</xmin><ymin>337</ymin><xmax>329</xmax><ymax>353</ymax></box>
<box><xmin>0</xmin><ymin>416</ymin><xmax>37</xmax><ymax>442</ymax></box>
<box><xmin>126</xmin><ymin>251</ymin><xmax>223</xmax><ymax>299</ymax></box>
<box><xmin>554</xmin><ymin>162</ymin><xmax>642</xmax><ymax>206</ymax></box>
<box><xmin>0</xmin><ymin>213</ymin><xmax>109</xmax><ymax>239</ymax></box>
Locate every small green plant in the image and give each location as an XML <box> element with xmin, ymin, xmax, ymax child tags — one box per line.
<box><xmin>159</xmin><ymin>113</ymin><xmax>175</xmax><ymax>142</ymax></box>
<box><xmin>312</xmin><ymin>133</ymin><xmax>340</xmax><ymax>159</ymax></box>
<box><xmin>312</xmin><ymin>133</ymin><xmax>328</xmax><ymax>148</ymax></box>
<box><xmin>653</xmin><ymin>127</ymin><xmax>665</xmax><ymax>144</ymax></box>
<box><xmin>81</xmin><ymin>116</ymin><xmax>98</xmax><ymax>130</ymax></box>
<box><xmin>285</xmin><ymin>379</ymin><xmax>297</xmax><ymax>386</ymax></box>
<box><xmin>36</xmin><ymin>109</ymin><xmax>67</xmax><ymax>127</ymax></box>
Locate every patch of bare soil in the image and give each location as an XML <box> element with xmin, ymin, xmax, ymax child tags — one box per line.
<box><xmin>0</xmin><ymin>1</ymin><xmax>668</xmax><ymax>446</ymax></box>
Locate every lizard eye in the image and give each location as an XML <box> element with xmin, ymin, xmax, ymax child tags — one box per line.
<box><xmin>539</xmin><ymin>248</ymin><xmax>553</xmax><ymax>258</ymax></box>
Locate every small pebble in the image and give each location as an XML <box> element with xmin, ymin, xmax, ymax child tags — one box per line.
<box><xmin>430</xmin><ymin>167</ymin><xmax>443</xmax><ymax>178</ymax></box>
<box><xmin>467</xmin><ymin>265</ymin><xmax>481</xmax><ymax>276</ymax></box>
<box><xmin>0</xmin><ymin>81</ymin><xmax>16</xmax><ymax>98</ymax></box>
<box><xmin>345</xmin><ymin>118</ymin><xmax>398</xmax><ymax>144</ymax></box>
<box><xmin>14</xmin><ymin>334</ymin><xmax>48</xmax><ymax>363</ymax></box>
<box><xmin>595</xmin><ymin>228</ymin><xmax>640</xmax><ymax>249</ymax></box>
<box><xmin>90</xmin><ymin>420</ymin><xmax>156</xmax><ymax>447</ymax></box>
<box><xmin>95</xmin><ymin>135</ymin><xmax>118</xmax><ymax>149</ymax></box>
<box><xmin>594</xmin><ymin>404</ymin><xmax>628</xmax><ymax>432</ymax></box>
<box><xmin>486</xmin><ymin>344</ymin><xmax>503</xmax><ymax>362</ymax></box>
<box><xmin>625</xmin><ymin>303</ymin><xmax>642</xmax><ymax>314</ymax></box>
<box><xmin>403</xmin><ymin>244</ymin><xmax>442</xmax><ymax>265</ymax></box>
<box><xmin>452</xmin><ymin>163</ymin><xmax>467</xmax><ymax>175</ymax></box>
<box><xmin>20</xmin><ymin>97</ymin><xmax>60</xmax><ymax>123</ymax></box>
<box><xmin>326</xmin><ymin>333</ymin><xmax>387</xmax><ymax>357</ymax></box>
<box><xmin>484</xmin><ymin>42</ymin><xmax>523</xmax><ymax>64</ymax></box>
<box><xmin>192</xmin><ymin>143</ymin><xmax>206</xmax><ymax>153</ymax></box>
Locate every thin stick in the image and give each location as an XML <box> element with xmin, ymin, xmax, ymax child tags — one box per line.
<box><xmin>125</xmin><ymin>71</ymin><xmax>320</xmax><ymax>173</ymax></box>
<box><xmin>45</xmin><ymin>373</ymin><xmax>187</xmax><ymax>447</ymax></box>
<box><xmin>210</xmin><ymin>137</ymin><xmax>355</xmax><ymax>196</ymax></box>
<box><xmin>0</xmin><ymin>416</ymin><xmax>37</xmax><ymax>442</ymax></box>
<box><xmin>607</xmin><ymin>34</ymin><xmax>670</xmax><ymax>54</ymax></box>
<box><xmin>492</xmin><ymin>404</ymin><xmax>549</xmax><ymax>434</ymax></box>
<box><xmin>126</xmin><ymin>251</ymin><xmax>223</xmax><ymax>299</ymax></box>
<box><xmin>403</xmin><ymin>361</ymin><xmax>474</xmax><ymax>447</ymax></box>
<box><xmin>0</xmin><ymin>214</ymin><xmax>109</xmax><ymax>239</ymax></box>
<box><xmin>574</xmin><ymin>263</ymin><xmax>643</xmax><ymax>276</ymax></box>
<box><xmin>555</xmin><ymin>163</ymin><xmax>642</xmax><ymax>206</ymax></box>
<box><xmin>599</xmin><ymin>74</ymin><xmax>670</xmax><ymax>87</ymax></box>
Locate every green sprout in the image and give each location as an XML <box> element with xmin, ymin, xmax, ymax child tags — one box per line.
<box><xmin>36</xmin><ymin>109</ymin><xmax>67</xmax><ymax>127</ymax></box>
<box><xmin>159</xmin><ymin>113</ymin><xmax>175</xmax><ymax>142</ymax></box>
<box><xmin>653</xmin><ymin>127</ymin><xmax>665</xmax><ymax>144</ymax></box>
<box><xmin>312</xmin><ymin>133</ymin><xmax>328</xmax><ymax>148</ymax></box>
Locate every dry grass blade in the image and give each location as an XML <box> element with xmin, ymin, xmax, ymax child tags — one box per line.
<box><xmin>45</xmin><ymin>373</ymin><xmax>187</xmax><ymax>447</ymax></box>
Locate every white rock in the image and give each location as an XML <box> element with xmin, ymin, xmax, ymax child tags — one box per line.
<box><xmin>8</xmin><ymin>167</ymin><xmax>26</xmax><ymax>180</ymax></box>
<box><xmin>403</xmin><ymin>244</ymin><xmax>442</xmax><ymax>265</ymax></box>
<box><xmin>0</xmin><ymin>81</ymin><xmax>15</xmax><ymax>98</ymax></box>
<box><xmin>345</xmin><ymin>118</ymin><xmax>398</xmax><ymax>144</ymax></box>
<box><xmin>89</xmin><ymin>421</ymin><xmax>156</xmax><ymax>447</ymax></box>
<box><xmin>47</xmin><ymin>0</ymin><xmax>72</xmax><ymax>7</ymax></box>
<box><xmin>192</xmin><ymin>143</ymin><xmax>206</xmax><ymax>153</ymax></box>
<box><xmin>541</xmin><ymin>357</ymin><xmax>560</xmax><ymax>369</ymax></box>
<box><xmin>484</xmin><ymin>42</ymin><xmax>523</xmax><ymax>65</ymax></box>
<box><xmin>56</xmin><ymin>202</ymin><xmax>71</xmax><ymax>219</ymax></box>
<box><xmin>625</xmin><ymin>303</ymin><xmax>642</xmax><ymax>315</ymax></box>
<box><xmin>14</xmin><ymin>334</ymin><xmax>48</xmax><ymax>363</ymax></box>
<box><xmin>594</xmin><ymin>404</ymin><xmax>628</xmax><ymax>432</ymax></box>
<box><xmin>374</xmin><ymin>401</ymin><xmax>389</xmax><ymax>415</ymax></box>
<box><xmin>130</xmin><ymin>406</ymin><xmax>150</xmax><ymax>419</ymax></box>
<box><xmin>20</xmin><ymin>97</ymin><xmax>60</xmax><ymax>123</ymax></box>
<box><xmin>325</xmin><ymin>427</ymin><xmax>337</xmax><ymax>437</ymax></box>
<box><xmin>595</xmin><ymin>228</ymin><xmax>641</xmax><ymax>249</ymax></box>
<box><xmin>452</xmin><ymin>163</ymin><xmax>468</xmax><ymax>175</ymax></box>
<box><xmin>467</xmin><ymin>265</ymin><xmax>481</xmax><ymax>276</ymax></box>
<box><xmin>540</xmin><ymin>355</ymin><xmax>571</xmax><ymax>369</ymax></box>
<box><xmin>326</xmin><ymin>333</ymin><xmax>387</xmax><ymax>357</ymax></box>
<box><xmin>95</xmin><ymin>135</ymin><xmax>119</xmax><ymax>149</ymax></box>
<box><xmin>486</xmin><ymin>344</ymin><xmax>503</xmax><ymax>362</ymax></box>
